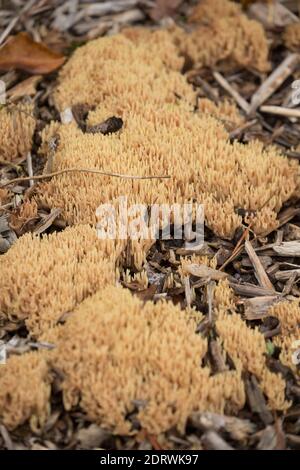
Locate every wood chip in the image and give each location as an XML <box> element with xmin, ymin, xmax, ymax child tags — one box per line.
<box><xmin>245</xmin><ymin>375</ymin><xmax>273</xmax><ymax>426</ymax></box>
<box><xmin>273</xmin><ymin>241</ymin><xmax>300</xmax><ymax>257</ymax></box>
<box><xmin>182</xmin><ymin>263</ymin><xmax>230</xmax><ymax>281</ymax></box>
<box><xmin>201</xmin><ymin>430</ymin><xmax>234</xmax><ymax>450</ymax></box>
<box><xmin>243</xmin><ymin>296</ymin><xmax>282</xmax><ymax>320</ymax></box>
<box><xmin>245</xmin><ymin>240</ymin><xmax>275</xmax><ymax>292</ymax></box>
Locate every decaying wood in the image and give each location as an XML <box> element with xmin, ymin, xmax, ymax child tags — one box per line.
<box><xmin>230</xmin><ymin>282</ymin><xmax>276</xmax><ymax>297</ymax></box>
<box><xmin>243</xmin><ymin>295</ymin><xmax>282</xmax><ymax>320</ymax></box>
<box><xmin>275</xmin><ymin>269</ymin><xmax>300</xmax><ymax>281</ymax></box>
<box><xmin>182</xmin><ymin>263</ymin><xmax>230</xmax><ymax>281</ymax></box>
<box><xmin>273</xmin><ymin>241</ymin><xmax>300</xmax><ymax>257</ymax></box>
<box><xmin>245</xmin><ymin>375</ymin><xmax>273</xmax><ymax>426</ymax></box>
<box><xmin>209</xmin><ymin>340</ymin><xmax>228</xmax><ymax>373</ymax></box>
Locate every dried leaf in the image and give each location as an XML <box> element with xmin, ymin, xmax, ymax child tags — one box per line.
<box><xmin>7</xmin><ymin>76</ymin><xmax>42</xmax><ymax>101</ymax></box>
<box><xmin>149</xmin><ymin>0</ymin><xmax>183</xmax><ymax>21</ymax></box>
<box><xmin>0</xmin><ymin>33</ymin><xmax>65</xmax><ymax>74</ymax></box>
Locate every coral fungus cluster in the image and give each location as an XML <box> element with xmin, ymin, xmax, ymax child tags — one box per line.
<box><xmin>0</xmin><ymin>0</ymin><xmax>298</xmax><ymax>440</ymax></box>
<box><xmin>0</xmin><ymin>103</ymin><xmax>35</xmax><ymax>162</ymax></box>
<box><xmin>37</xmin><ymin>10</ymin><xmax>297</xmax><ymax>239</ymax></box>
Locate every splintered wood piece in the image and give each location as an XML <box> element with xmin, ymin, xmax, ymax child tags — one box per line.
<box><xmin>273</xmin><ymin>241</ymin><xmax>300</xmax><ymax>257</ymax></box>
<box><xmin>182</xmin><ymin>263</ymin><xmax>230</xmax><ymax>281</ymax></box>
<box><xmin>245</xmin><ymin>240</ymin><xmax>275</xmax><ymax>292</ymax></box>
<box><xmin>230</xmin><ymin>282</ymin><xmax>276</xmax><ymax>297</ymax></box>
<box><xmin>243</xmin><ymin>296</ymin><xmax>282</xmax><ymax>320</ymax></box>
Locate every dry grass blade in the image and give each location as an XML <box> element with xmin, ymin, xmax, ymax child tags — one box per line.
<box><xmin>0</xmin><ymin>167</ymin><xmax>170</xmax><ymax>188</ymax></box>
<box><xmin>245</xmin><ymin>240</ymin><xmax>275</xmax><ymax>292</ymax></box>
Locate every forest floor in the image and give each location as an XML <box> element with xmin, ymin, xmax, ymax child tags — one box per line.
<box><xmin>1</xmin><ymin>0</ymin><xmax>300</xmax><ymax>450</ymax></box>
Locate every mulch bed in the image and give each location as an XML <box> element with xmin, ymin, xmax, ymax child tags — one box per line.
<box><xmin>0</xmin><ymin>0</ymin><xmax>300</xmax><ymax>450</ymax></box>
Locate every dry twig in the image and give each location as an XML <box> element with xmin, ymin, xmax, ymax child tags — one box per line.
<box><xmin>0</xmin><ymin>167</ymin><xmax>170</xmax><ymax>188</ymax></box>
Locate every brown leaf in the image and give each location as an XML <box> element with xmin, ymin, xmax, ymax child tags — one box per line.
<box><xmin>149</xmin><ymin>0</ymin><xmax>183</xmax><ymax>21</ymax></box>
<box><xmin>7</xmin><ymin>75</ymin><xmax>42</xmax><ymax>101</ymax></box>
<box><xmin>0</xmin><ymin>32</ymin><xmax>65</xmax><ymax>74</ymax></box>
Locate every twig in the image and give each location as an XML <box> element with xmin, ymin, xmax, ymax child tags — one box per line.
<box><xmin>249</xmin><ymin>53</ymin><xmax>299</xmax><ymax>115</ymax></box>
<box><xmin>0</xmin><ymin>0</ymin><xmax>38</xmax><ymax>45</ymax></box>
<box><xmin>245</xmin><ymin>240</ymin><xmax>275</xmax><ymax>292</ymax></box>
<box><xmin>26</xmin><ymin>152</ymin><xmax>33</xmax><ymax>187</ymax></box>
<box><xmin>193</xmin><ymin>76</ymin><xmax>219</xmax><ymax>104</ymax></box>
<box><xmin>0</xmin><ymin>167</ymin><xmax>170</xmax><ymax>188</ymax></box>
<box><xmin>219</xmin><ymin>224</ymin><xmax>252</xmax><ymax>271</ymax></box>
<box><xmin>207</xmin><ymin>281</ymin><xmax>215</xmax><ymax>324</ymax></box>
<box><xmin>213</xmin><ymin>71</ymin><xmax>250</xmax><ymax>114</ymax></box>
<box><xmin>229</xmin><ymin>118</ymin><xmax>258</xmax><ymax>140</ymax></box>
<box><xmin>260</xmin><ymin>105</ymin><xmax>300</xmax><ymax>119</ymax></box>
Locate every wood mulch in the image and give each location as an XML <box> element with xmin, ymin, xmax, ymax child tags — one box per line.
<box><xmin>0</xmin><ymin>0</ymin><xmax>300</xmax><ymax>450</ymax></box>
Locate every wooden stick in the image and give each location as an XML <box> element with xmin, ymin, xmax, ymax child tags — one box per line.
<box><xmin>229</xmin><ymin>118</ymin><xmax>258</xmax><ymax>140</ymax></box>
<box><xmin>245</xmin><ymin>240</ymin><xmax>275</xmax><ymax>292</ymax></box>
<box><xmin>213</xmin><ymin>71</ymin><xmax>250</xmax><ymax>114</ymax></box>
<box><xmin>249</xmin><ymin>53</ymin><xmax>299</xmax><ymax>115</ymax></box>
<box><xmin>0</xmin><ymin>167</ymin><xmax>170</xmax><ymax>188</ymax></box>
<box><xmin>260</xmin><ymin>105</ymin><xmax>300</xmax><ymax>119</ymax></box>
<box><xmin>0</xmin><ymin>0</ymin><xmax>37</xmax><ymax>45</ymax></box>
